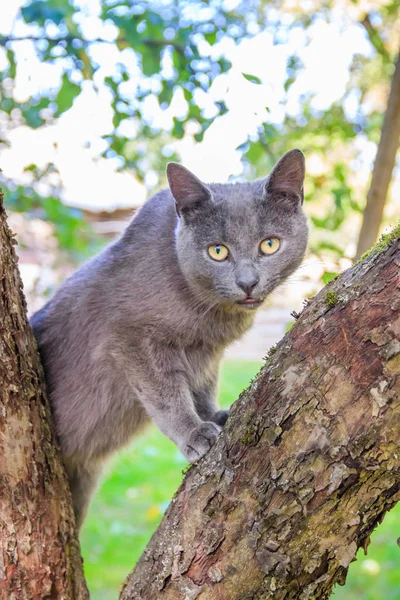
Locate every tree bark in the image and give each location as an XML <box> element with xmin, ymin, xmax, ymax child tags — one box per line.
<box><xmin>355</xmin><ymin>49</ymin><xmax>400</xmax><ymax>260</ymax></box>
<box><xmin>121</xmin><ymin>233</ymin><xmax>400</xmax><ymax>600</ymax></box>
<box><xmin>0</xmin><ymin>191</ymin><xmax>88</xmax><ymax>599</ymax></box>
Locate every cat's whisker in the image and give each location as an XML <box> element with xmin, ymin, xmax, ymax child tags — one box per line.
<box><xmin>278</xmin><ymin>278</ymin><xmax>318</xmax><ymax>286</ymax></box>
<box><xmin>296</xmin><ymin>259</ymin><xmax>326</xmax><ymax>268</ymax></box>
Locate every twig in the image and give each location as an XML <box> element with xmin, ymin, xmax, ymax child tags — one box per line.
<box><xmin>360</xmin><ymin>14</ymin><xmax>391</xmax><ymax>63</ymax></box>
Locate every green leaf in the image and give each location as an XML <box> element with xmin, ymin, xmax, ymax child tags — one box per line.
<box><xmin>219</xmin><ymin>58</ymin><xmax>232</xmax><ymax>73</ymax></box>
<box><xmin>6</xmin><ymin>49</ymin><xmax>16</xmax><ymax>79</ymax></box>
<box><xmin>141</xmin><ymin>49</ymin><xmax>160</xmax><ymax>76</ymax></box>
<box><xmin>245</xmin><ymin>142</ymin><xmax>265</xmax><ymax>163</ymax></box>
<box><xmin>172</xmin><ymin>118</ymin><xmax>185</xmax><ymax>139</ymax></box>
<box><xmin>204</xmin><ymin>31</ymin><xmax>217</xmax><ymax>45</ymax></box>
<box><xmin>104</xmin><ymin>76</ymin><xmax>119</xmax><ymax>95</ymax></box>
<box><xmin>322</xmin><ymin>271</ymin><xmax>338</xmax><ymax>285</ymax></box>
<box><xmin>55</xmin><ymin>73</ymin><xmax>81</xmax><ymax>115</ymax></box>
<box><xmin>284</xmin><ymin>76</ymin><xmax>295</xmax><ymax>92</ymax></box>
<box><xmin>23</xmin><ymin>163</ymin><xmax>38</xmax><ymax>172</ymax></box>
<box><xmin>113</xmin><ymin>111</ymin><xmax>131</xmax><ymax>128</ymax></box>
<box><xmin>242</xmin><ymin>73</ymin><xmax>262</xmax><ymax>85</ymax></box>
<box><xmin>159</xmin><ymin>82</ymin><xmax>174</xmax><ymax>107</ymax></box>
<box><xmin>182</xmin><ymin>86</ymin><xmax>192</xmax><ymax>102</ymax></box>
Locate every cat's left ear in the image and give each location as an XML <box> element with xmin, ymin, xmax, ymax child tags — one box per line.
<box><xmin>167</xmin><ymin>163</ymin><xmax>211</xmax><ymax>216</ymax></box>
<box><xmin>264</xmin><ymin>149</ymin><xmax>305</xmax><ymax>204</ymax></box>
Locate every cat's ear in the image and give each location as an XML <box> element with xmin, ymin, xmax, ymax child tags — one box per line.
<box><xmin>167</xmin><ymin>163</ymin><xmax>211</xmax><ymax>216</ymax></box>
<box><xmin>264</xmin><ymin>149</ymin><xmax>305</xmax><ymax>204</ymax></box>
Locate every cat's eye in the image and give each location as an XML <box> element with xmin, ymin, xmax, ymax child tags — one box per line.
<box><xmin>260</xmin><ymin>238</ymin><xmax>280</xmax><ymax>255</ymax></box>
<box><xmin>208</xmin><ymin>244</ymin><xmax>229</xmax><ymax>261</ymax></box>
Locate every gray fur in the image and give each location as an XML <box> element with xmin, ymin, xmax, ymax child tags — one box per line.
<box><xmin>31</xmin><ymin>149</ymin><xmax>308</xmax><ymax>528</ymax></box>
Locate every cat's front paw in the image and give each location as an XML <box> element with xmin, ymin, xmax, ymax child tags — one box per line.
<box><xmin>211</xmin><ymin>409</ymin><xmax>230</xmax><ymax>427</ymax></box>
<box><xmin>183</xmin><ymin>422</ymin><xmax>221</xmax><ymax>463</ymax></box>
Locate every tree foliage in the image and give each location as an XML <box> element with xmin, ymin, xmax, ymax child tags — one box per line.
<box><xmin>0</xmin><ymin>0</ymin><xmax>399</xmax><ymax>262</ymax></box>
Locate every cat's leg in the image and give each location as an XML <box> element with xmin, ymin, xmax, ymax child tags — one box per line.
<box><xmin>65</xmin><ymin>461</ymin><xmax>101</xmax><ymax>529</ymax></box>
<box><xmin>137</xmin><ymin>376</ymin><xmax>222</xmax><ymax>463</ymax></box>
<box><xmin>115</xmin><ymin>339</ymin><xmax>222</xmax><ymax>463</ymax></box>
<box><xmin>193</xmin><ymin>368</ymin><xmax>230</xmax><ymax>427</ymax></box>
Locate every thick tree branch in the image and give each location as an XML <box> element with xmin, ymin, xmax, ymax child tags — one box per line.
<box><xmin>121</xmin><ymin>230</ymin><xmax>400</xmax><ymax>600</ymax></box>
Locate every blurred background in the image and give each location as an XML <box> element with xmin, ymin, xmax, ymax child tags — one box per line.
<box><xmin>1</xmin><ymin>0</ymin><xmax>399</xmax><ymax>598</ymax></box>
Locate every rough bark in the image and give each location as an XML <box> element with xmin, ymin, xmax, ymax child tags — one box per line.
<box><xmin>121</xmin><ymin>233</ymin><xmax>400</xmax><ymax>600</ymax></box>
<box><xmin>355</xmin><ymin>49</ymin><xmax>400</xmax><ymax>260</ymax></box>
<box><xmin>0</xmin><ymin>191</ymin><xmax>88</xmax><ymax>599</ymax></box>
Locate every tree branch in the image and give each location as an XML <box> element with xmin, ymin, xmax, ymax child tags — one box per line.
<box><xmin>360</xmin><ymin>14</ymin><xmax>391</xmax><ymax>63</ymax></box>
<box><xmin>120</xmin><ymin>230</ymin><xmax>400</xmax><ymax>600</ymax></box>
<box><xmin>355</xmin><ymin>50</ymin><xmax>400</xmax><ymax>259</ymax></box>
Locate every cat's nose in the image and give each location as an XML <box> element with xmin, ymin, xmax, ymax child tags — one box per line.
<box><xmin>236</xmin><ymin>273</ymin><xmax>260</xmax><ymax>296</ymax></box>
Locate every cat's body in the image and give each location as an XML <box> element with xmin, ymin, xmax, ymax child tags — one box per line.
<box><xmin>31</xmin><ymin>149</ymin><xmax>308</xmax><ymax>527</ymax></box>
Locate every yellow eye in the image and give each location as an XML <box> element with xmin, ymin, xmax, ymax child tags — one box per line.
<box><xmin>260</xmin><ymin>238</ymin><xmax>280</xmax><ymax>255</ymax></box>
<box><xmin>208</xmin><ymin>244</ymin><xmax>229</xmax><ymax>261</ymax></box>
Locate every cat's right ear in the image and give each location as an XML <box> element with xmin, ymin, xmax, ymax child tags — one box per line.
<box><xmin>167</xmin><ymin>163</ymin><xmax>211</xmax><ymax>216</ymax></box>
<box><xmin>264</xmin><ymin>149</ymin><xmax>305</xmax><ymax>205</ymax></box>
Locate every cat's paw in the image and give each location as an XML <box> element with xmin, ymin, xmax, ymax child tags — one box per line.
<box><xmin>183</xmin><ymin>422</ymin><xmax>221</xmax><ymax>463</ymax></box>
<box><xmin>211</xmin><ymin>409</ymin><xmax>230</xmax><ymax>427</ymax></box>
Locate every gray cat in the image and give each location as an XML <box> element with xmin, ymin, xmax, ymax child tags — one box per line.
<box><xmin>31</xmin><ymin>149</ymin><xmax>308</xmax><ymax>528</ymax></box>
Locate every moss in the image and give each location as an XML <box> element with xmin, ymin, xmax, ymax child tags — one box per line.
<box><xmin>325</xmin><ymin>290</ymin><xmax>339</xmax><ymax>308</ymax></box>
<box><xmin>241</xmin><ymin>424</ymin><xmax>258</xmax><ymax>446</ymax></box>
<box><xmin>358</xmin><ymin>221</ymin><xmax>400</xmax><ymax>263</ymax></box>
<box><xmin>268</xmin><ymin>364</ymin><xmax>284</xmax><ymax>382</ymax></box>
<box><xmin>263</xmin><ymin>344</ymin><xmax>280</xmax><ymax>364</ymax></box>
<box><xmin>181</xmin><ymin>464</ymin><xmax>193</xmax><ymax>476</ymax></box>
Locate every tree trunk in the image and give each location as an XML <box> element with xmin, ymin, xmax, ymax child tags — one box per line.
<box><xmin>0</xmin><ymin>191</ymin><xmax>89</xmax><ymax>599</ymax></box>
<box><xmin>121</xmin><ymin>232</ymin><xmax>400</xmax><ymax>600</ymax></box>
<box><xmin>355</xmin><ymin>49</ymin><xmax>400</xmax><ymax>260</ymax></box>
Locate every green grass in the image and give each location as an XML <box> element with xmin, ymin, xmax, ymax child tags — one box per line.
<box><xmin>332</xmin><ymin>506</ymin><xmax>400</xmax><ymax>600</ymax></box>
<box><xmin>80</xmin><ymin>360</ymin><xmax>400</xmax><ymax>599</ymax></box>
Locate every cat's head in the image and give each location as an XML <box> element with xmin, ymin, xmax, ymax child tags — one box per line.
<box><xmin>167</xmin><ymin>149</ymin><xmax>308</xmax><ymax>310</ymax></box>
